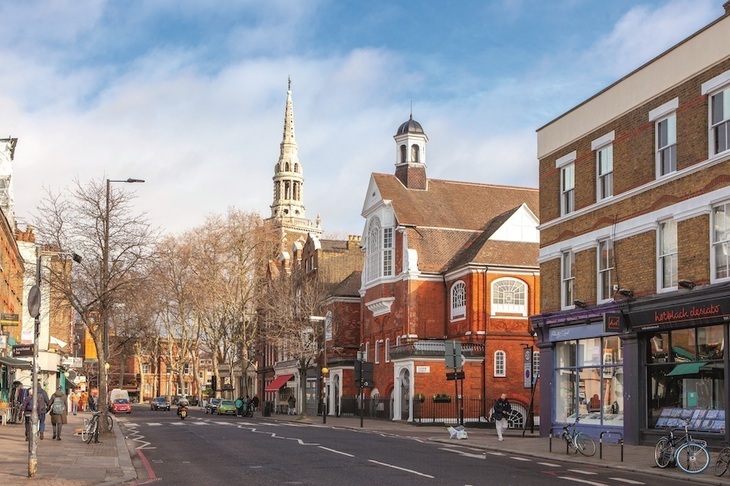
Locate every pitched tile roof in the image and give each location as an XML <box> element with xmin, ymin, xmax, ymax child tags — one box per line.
<box><xmin>372</xmin><ymin>173</ymin><xmax>539</xmax><ymax>273</ymax></box>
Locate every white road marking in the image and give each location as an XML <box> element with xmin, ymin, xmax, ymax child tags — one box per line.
<box><xmin>319</xmin><ymin>446</ymin><xmax>354</xmax><ymax>457</ymax></box>
<box><xmin>510</xmin><ymin>457</ymin><xmax>531</xmax><ymax>461</ymax></box>
<box><xmin>609</xmin><ymin>479</ymin><xmax>645</xmax><ymax>485</ymax></box>
<box><xmin>537</xmin><ymin>462</ymin><xmax>562</xmax><ymax>467</ymax></box>
<box><xmin>567</xmin><ymin>469</ymin><xmax>598</xmax><ymax>475</ymax></box>
<box><xmin>557</xmin><ymin>477</ymin><xmax>607</xmax><ymax>485</ymax></box>
<box><xmin>368</xmin><ymin>460</ymin><xmax>434</xmax><ymax>478</ymax></box>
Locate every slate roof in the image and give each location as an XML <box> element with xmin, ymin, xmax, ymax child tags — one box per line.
<box><xmin>372</xmin><ymin>173</ymin><xmax>539</xmax><ymax>274</ymax></box>
<box><xmin>330</xmin><ymin>271</ymin><xmax>362</xmax><ymax>298</ymax></box>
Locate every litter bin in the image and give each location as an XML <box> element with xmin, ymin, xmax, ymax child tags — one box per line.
<box><xmin>263</xmin><ymin>401</ymin><xmax>271</xmax><ymax>417</ymax></box>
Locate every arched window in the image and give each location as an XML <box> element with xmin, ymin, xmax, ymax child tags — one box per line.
<box><xmin>494</xmin><ymin>350</ymin><xmax>506</xmax><ymax>377</ymax></box>
<box><xmin>450</xmin><ymin>281</ymin><xmax>466</xmax><ymax>320</ymax></box>
<box><xmin>400</xmin><ymin>144</ymin><xmax>407</xmax><ymax>164</ymax></box>
<box><xmin>385</xmin><ymin>338</ymin><xmax>390</xmax><ymax>363</ymax></box>
<box><xmin>411</xmin><ymin>144</ymin><xmax>419</xmax><ymax>163</ymax></box>
<box><xmin>366</xmin><ymin>217</ymin><xmax>394</xmax><ymax>282</ymax></box>
<box><xmin>492</xmin><ymin>278</ymin><xmax>527</xmax><ymax>316</ymax></box>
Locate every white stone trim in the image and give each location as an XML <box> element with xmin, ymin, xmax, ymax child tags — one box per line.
<box><xmin>701</xmin><ymin>69</ymin><xmax>730</xmax><ymax>95</ymax></box>
<box><xmin>591</xmin><ymin>131</ymin><xmax>615</xmax><ymax>150</ymax></box>
<box><xmin>555</xmin><ymin>151</ymin><xmax>576</xmax><ymax>169</ymax></box>
<box><xmin>648</xmin><ymin>97</ymin><xmax>679</xmax><ymax>121</ymax></box>
<box><xmin>365</xmin><ymin>297</ymin><xmax>395</xmax><ymax>317</ymax></box>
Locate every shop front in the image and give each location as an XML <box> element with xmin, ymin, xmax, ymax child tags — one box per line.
<box><xmin>626</xmin><ymin>285</ymin><xmax>729</xmax><ymax>446</ymax></box>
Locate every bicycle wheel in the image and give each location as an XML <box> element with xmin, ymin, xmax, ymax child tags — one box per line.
<box><xmin>676</xmin><ymin>442</ymin><xmax>710</xmax><ymax>474</ymax></box>
<box><xmin>654</xmin><ymin>437</ymin><xmax>674</xmax><ymax>468</ymax></box>
<box><xmin>80</xmin><ymin>418</ymin><xmax>90</xmax><ymax>442</ymax></box>
<box><xmin>105</xmin><ymin>413</ymin><xmax>113</xmax><ymax>432</ymax></box>
<box><xmin>714</xmin><ymin>448</ymin><xmax>730</xmax><ymax>476</ymax></box>
<box><xmin>575</xmin><ymin>433</ymin><xmax>596</xmax><ymax>457</ymax></box>
<box><xmin>84</xmin><ymin>418</ymin><xmax>98</xmax><ymax>444</ymax></box>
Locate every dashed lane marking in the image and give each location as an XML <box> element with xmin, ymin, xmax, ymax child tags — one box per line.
<box><xmin>609</xmin><ymin>479</ymin><xmax>645</xmax><ymax>485</ymax></box>
<box><xmin>368</xmin><ymin>459</ymin><xmax>435</xmax><ymax>479</ymax></box>
<box><xmin>567</xmin><ymin>469</ymin><xmax>598</xmax><ymax>475</ymax></box>
<box><xmin>510</xmin><ymin>457</ymin><xmax>531</xmax><ymax>461</ymax></box>
<box><xmin>537</xmin><ymin>462</ymin><xmax>562</xmax><ymax>467</ymax></box>
<box><xmin>318</xmin><ymin>446</ymin><xmax>354</xmax><ymax>457</ymax></box>
<box><xmin>557</xmin><ymin>477</ymin><xmax>607</xmax><ymax>485</ymax></box>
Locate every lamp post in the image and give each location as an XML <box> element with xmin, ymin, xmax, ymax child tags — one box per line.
<box><xmin>102</xmin><ymin>178</ymin><xmax>144</xmax><ymax>415</ymax></box>
<box><xmin>27</xmin><ymin>248</ymin><xmax>81</xmax><ymax>477</ymax></box>
<box><xmin>310</xmin><ymin>316</ymin><xmax>327</xmax><ymax>424</ymax></box>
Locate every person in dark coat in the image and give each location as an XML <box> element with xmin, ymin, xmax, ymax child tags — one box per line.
<box><xmin>49</xmin><ymin>386</ymin><xmax>68</xmax><ymax>440</ymax></box>
<box><xmin>493</xmin><ymin>393</ymin><xmax>512</xmax><ymax>441</ymax></box>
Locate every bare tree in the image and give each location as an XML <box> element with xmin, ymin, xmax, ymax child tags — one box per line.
<box><xmin>189</xmin><ymin>209</ymin><xmax>274</xmax><ymax>399</ymax></box>
<box><xmin>264</xmin><ymin>265</ymin><xmax>330</xmax><ymax>418</ymax></box>
<box><xmin>34</xmin><ymin>178</ymin><xmax>155</xmax><ymax>432</ymax></box>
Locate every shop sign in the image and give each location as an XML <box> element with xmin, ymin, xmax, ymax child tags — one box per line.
<box><xmin>603</xmin><ymin>313</ymin><xmax>624</xmax><ymax>333</ymax></box>
<box><xmin>416</xmin><ymin>366</ymin><xmax>430</xmax><ymax>373</ymax></box>
<box><xmin>630</xmin><ymin>299</ymin><xmax>730</xmax><ymax>330</ymax></box>
<box><xmin>12</xmin><ymin>344</ymin><xmax>33</xmax><ymax>357</ymax></box>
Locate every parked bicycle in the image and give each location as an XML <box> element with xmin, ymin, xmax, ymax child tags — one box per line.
<box><xmin>714</xmin><ymin>442</ymin><xmax>730</xmax><ymax>476</ymax></box>
<box><xmin>80</xmin><ymin>411</ymin><xmax>114</xmax><ymax>444</ymax></box>
<box><xmin>561</xmin><ymin>419</ymin><xmax>596</xmax><ymax>457</ymax></box>
<box><xmin>654</xmin><ymin>418</ymin><xmax>710</xmax><ymax>474</ymax></box>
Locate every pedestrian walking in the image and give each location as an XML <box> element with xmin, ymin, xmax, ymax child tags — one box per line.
<box><xmin>251</xmin><ymin>395</ymin><xmax>259</xmax><ymax>412</ymax></box>
<box><xmin>49</xmin><ymin>386</ymin><xmax>68</xmax><ymax>440</ymax></box>
<box><xmin>287</xmin><ymin>395</ymin><xmax>296</xmax><ymax>415</ymax></box>
<box><xmin>235</xmin><ymin>397</ymin><xmax>243</xmax><ymax>417</ymax></box>
<box><xmin>70</xmin><ymin>390</ymin><xmax>81</xmax><ymax>414</ymax></box>
<box><xmin>22</xmin><ymin>386</ymin><xmax>50</xmax><ymax>440</ymax></box>
<box><xmin>493</xmin><ymin>393</ymin><xmax>512</xmax><ymax>441</ymax></box>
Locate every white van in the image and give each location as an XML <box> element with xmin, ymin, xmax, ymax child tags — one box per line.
<box><xmin>109</xmin><ymin>389</ymin><xmax>130</xmax><ymax>404</ymax></box>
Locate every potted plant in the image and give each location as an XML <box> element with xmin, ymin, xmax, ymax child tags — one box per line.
<box><xmin>433</xmin><ymin>393</ymin><xmax>451</xmax><ymax>403</ymax></box>
<box><xmin>414</xmin><ymin>393</ymin><xmax>425</xmax><ymax>403</ymax></box>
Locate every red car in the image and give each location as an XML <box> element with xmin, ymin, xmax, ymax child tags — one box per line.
<box><xmin>110</xmin><ymin>398</ymin><xmax>131</xmax><ymax>414</ymax></box>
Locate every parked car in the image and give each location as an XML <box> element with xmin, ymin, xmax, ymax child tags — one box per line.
<box><xmin>217</xmin><ymin>400</ymin><xmax>237</xmax><ymax>415</ymax></box>
<box><xmin>150</xmin><ymin>397</ymin><xmax>170</xmax><ymax>411</ymax></box>
<box><xmin>110</xmin><ymin>398</ymin><xmax>131</xmax><ymax>414</ymax></box>
<box><xmin>205</xmin><ymin>398</ymin><xmax>222</xmax><ymax>414</ymax></box>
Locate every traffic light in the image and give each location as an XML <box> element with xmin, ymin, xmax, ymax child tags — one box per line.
<box><xmin>355</xmin><ymin>361</ymin><xmax>373</xmax><ymax>388</ymax></box>
<box><xmin>211</xmin><ymin>375</ymin><xmax>217</xmax><ymax>392</ymax></box>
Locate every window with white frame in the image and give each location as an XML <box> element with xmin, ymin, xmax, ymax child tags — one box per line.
<box><xmin>562</xmin><ymin>250</ymin><xmax>575</xmax><ymax>308</ymax></box>
<box><xmin>657</xmin><ymin>114</ymin><xmax>677</xmax><ymax>175</ymax></box>
<box><xmin>712</xmin><ymin>201</ymin><xmax>730</xmax><ymax>280</ymax></box>
<box><xmin>183</xmin><ymin>364</ymin><xmax>190</xmax><ymax>375</ymax></box>
<box><xmin>711</xmin><ymin>86</ymin><xmax>730</xmax><ymax>155</ymax></box>
<box><xmin>592</xmin><ymin>132</ymin><xmax>615</xmax><ymax>202</ymax></box>
<box><xmin>451</xmin><ymin>281</ymin><xmax>466</xmax><ymax>320</ymax></box>
<box><xmin>385</xmin><ymin>338</ymin><xmax>390</xmax><ymax>363</ymax></box>
<box><xmin>598</xmin><ymin>239</ymin><xmax>614</xmax><ymax>301</ymax></box>
<box><xmin>561</xmin><ymin>163</ymin><xmax>575</xmax><ymax>215</ymax></box>
<box><xmin>365</xmin><ymin>342</ymin><xmax>370</xmax><ymax>362</ymax></box>
<box><xmin>532</xmin><ymin>351</ymin><xmax>540</xmax><ymax>379</ymax></box>
<box><xmin>596</xmin><ymin>144</ymin><xmax>613</xmax><ymax>200</ymax></box>
<box><xmin>366</xmin><ymin>217</ymin><xmax>394</xmax><ymax>282</ymax></box>
<box><xmin>374</xmin><ymin>340</ymin><xmax>380</xmax><ymax>364</ymax></box>
<box><xmin>658</xmin><ymin>220</ymin><xmax>678</xmax><ymax>290</ymax></box>
<box><xmin>491</xmin><ymin>278</ymin><xmax>527</xmax><ymax>315</ymax></box>
<box><xmin>142</xmin><ymin>364</ymin><xmax>150</xmax><ymax>374</ymax></box>
<box><xmin>494</xmin><ymin>350</ymin><xmax>506</xmax><ymax>377</ymax></box>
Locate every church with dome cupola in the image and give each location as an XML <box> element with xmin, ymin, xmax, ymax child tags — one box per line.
<box><xmin>358</xmin><ymin>114</ymin><xmax>542</xmax><ymax>426</ymax></box>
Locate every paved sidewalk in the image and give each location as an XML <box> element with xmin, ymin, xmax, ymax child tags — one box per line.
<box><xmin>0</xmin><ymin>407</ymin><xmax>726</xmax><ymax>485</ymax></box>
<box><xmin>0</xmin><ymin>410</ymin><xmax>134</xmax><ymax>486</ymax></box>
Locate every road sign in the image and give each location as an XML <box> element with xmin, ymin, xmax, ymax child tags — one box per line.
<box><xmin>445</xmin><ymin>341</ymin><xmax>464</xmax><ymax>369</ymax></box>
<box><xmin>523</xmin><ymin>347</ymin><xmax>533</xmax><ymax>388</ymax></box>
<box><xmin>0</xmin><ymin>312</ymin><xmax>19</xmax><ymax>326</ymax></box>
<box><xmin>446</xmin><ymin>371</ymin><xmax>465</xmax><ymax>381</ymax></box>
<box><xmin>28</xmin><ymin>285</ymin><xmax>41</xmax><ymax>319</ymax></box>
<box><xmin>12</xmin><ymin>344</ymin><xmax>34</xmax><ymax>357</ymax></box>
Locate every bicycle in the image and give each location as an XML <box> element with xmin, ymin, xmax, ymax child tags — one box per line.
<box><xmin>654</xmin><ymin>419</ymin><xmax>710</xmax><ymax>474</ymax></box>
<box><xmin>561</xmin><ymin>419</ymin><xmax>596</xmax><ymax>456</ymax></box>
<box><xmin>81</xmin><ymin>411</ymin><xmax>114</xmax><ymax>444</ymax></box>
<box><xmin>714</xmin><ymin>442</ymin><xmax>730</xmax><ymax>476</ymax></box>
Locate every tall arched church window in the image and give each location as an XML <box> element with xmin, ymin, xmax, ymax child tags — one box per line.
<box><xmin>491</xmin><ymin>278</ymin><xmax>527</xmax><ymax>316</ymax></box>
<box><xmin>411</xmin><ymin>144</ymin><xmax>419</xmax><ymax>163</ymax></box>
<box><xmin>450</xmin><ymin>281</ymin><xmax>466</xmax><ymax>320</ymax></box>
<box><xmin>366</xmin><ymin>217</ymin><xmax>394</xmax><ymax>282</ymax></box>
<box><xmin>400</xmin><ymin>145</ymin><xmax>407</xmax><ymax>164</ymax></box>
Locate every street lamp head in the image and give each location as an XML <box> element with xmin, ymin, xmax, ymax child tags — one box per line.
<box><xmin>125</xmin><ymin>178</ymin><xmax>145</xmax><ymax>184</ymax></box>
<box><xmin>71</xmin><ymin>252</ymin><xmax>82</xmax><ymax>264</ymax></box>
<box><xmin>322</xmin><ymin>367</ymin><xmax>329</xmax><ymax>376</ymax></box>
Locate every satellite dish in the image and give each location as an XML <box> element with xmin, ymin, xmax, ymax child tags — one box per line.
<box><xmin>28</xmin><ymin>285</ymin><xmax>41</xmax><ymax>318</ymax></box>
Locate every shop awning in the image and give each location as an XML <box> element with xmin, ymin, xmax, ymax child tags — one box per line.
<box><xmin>667</xmin><ymin>362</ymin><xmax>707</xmax><ymax>377</ymax></box>
<box><xmin>0</xmin><ymin>356</ymin><xmax>32</xmax><ymax>370</ymax></box>
<box><xmin>265</xmin><ymin>374</ymin><xmax>294</xmax><ymax>392</ymax></box>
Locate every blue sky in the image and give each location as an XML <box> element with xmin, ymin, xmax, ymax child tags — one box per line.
<box><xmin>0</xmin><ymin>0</ymin><xmax>721</xmax><ymax>237</ymax></box>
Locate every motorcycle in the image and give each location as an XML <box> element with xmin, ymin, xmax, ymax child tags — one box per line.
<box><xmin>177</xmin><ymin>404</ymin><xmax>188</xmax><ymax>420</ymax></box>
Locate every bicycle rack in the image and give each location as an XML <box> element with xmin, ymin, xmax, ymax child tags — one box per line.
<box><xmin>599</xmin><ymin>430</ymin><xmax>624</xmax><ymax>462</ymax></box>
<box><xmin>549</xmin><ymin>426</ymin><xmax>569</xmax><ymax>454</ymax></box>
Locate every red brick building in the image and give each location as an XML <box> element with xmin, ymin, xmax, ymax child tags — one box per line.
<box><xmin>359</xmin><ymin>116</ymin><xmax>541</xmax><ymax>425</ymax></box>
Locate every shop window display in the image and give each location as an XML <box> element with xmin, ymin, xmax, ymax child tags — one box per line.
<box><xmin>646</xmin><ymin>325</ymin><xmax>725</xmax><ymax>433</ymax></box>
<box><xmin>554</xmin><ymin>336</ymin><xmax>623</xmax><ymax>426</ymax></box>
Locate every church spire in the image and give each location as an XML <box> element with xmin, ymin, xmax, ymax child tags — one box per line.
<box><xmin>270</xmin><ymin>78</ymin><xmax>306</xmax><ymax>220</ymax></box>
